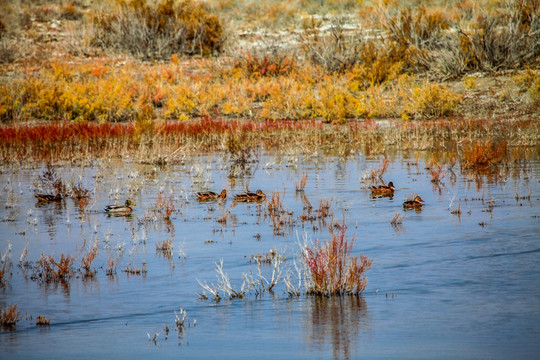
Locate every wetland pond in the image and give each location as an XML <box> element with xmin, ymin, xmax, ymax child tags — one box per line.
<box><xmin>1</xmin><ymin>150</ymin><xmax>539</xmax><ymax>359</ymax></box>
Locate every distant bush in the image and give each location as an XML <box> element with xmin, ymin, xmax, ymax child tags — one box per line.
<box><xmin>405</xmin><ymin>83</ymin><xmax>461</xmax><ymax>119</ymax></box>
<box><xmin>458</xmin><ymin>1</ymin><xmax>540</xmax><ymax>72</ymax></box>
<box><xmin>91</xmin><ymin>0</ymin><xmax>225</xmax><ymax>60</ymax></box>
<box><xmin>514</xmin><ymin>67</ymin><xmax>540</xmax><ymax>107</ymax></box>
<box><xmin>381</xmin><ymin>1</ymin><xmax>539</xmax><ymax>77</ymax></box>
<box><xmin>234</xmin><ymin>51</ymin><xmax>296</xmax><ymax>78</ymax></box>
<box><xmin>299</xmin><ymin>17</ymin><xmax>364</xmax><ymax>73</ymax></box>
<box><xmin>382</xmin><ymin>6</ymin><xmax>450</xmax><ymax>73</ymax></box>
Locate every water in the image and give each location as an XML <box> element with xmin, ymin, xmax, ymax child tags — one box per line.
<box><xmin>1</xmin><ymin>151</ymin><xmax>539</xmax><ymax>359</ymax></box>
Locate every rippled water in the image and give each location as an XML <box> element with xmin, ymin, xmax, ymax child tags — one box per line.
<box><xmin>1</xmin><ymin>151</ymin><xmax>539</xmax><ymax>359</ymax></box>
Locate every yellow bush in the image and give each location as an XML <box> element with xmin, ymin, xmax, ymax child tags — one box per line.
<box><xmin>164</xmin><ymin>84</ymin><xmax>196</xmax><ymax>120</ymax></box>
<box><xmin>405</xmin><ymin>83</ymin><xmax>462</xmax><ymax>119</ymax></box>
<box><xmin>316</xmin><ymin>81</ymin><xmax>367</xmax><ymax>123</ymax></box>
<box><xmin>514</xmin><ymin>67</ymin><xmax>540</xmax><ymax>106</ymax></box>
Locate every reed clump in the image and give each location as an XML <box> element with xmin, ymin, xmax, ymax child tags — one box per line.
<box><xmin>295</xmin><ymin>173</ymin><xmax>308</xmax><ymax>192</ymax></box>
<box><xmin>37</xmin><ymin>162</ymin><xmax>67</xmax><ymax>198</ymax></box>
<box><xmin>154</xmin><ymin>193</ymin><xmax>174</xmax><ymax>220</ymax></box>
<box><xmin>80</xmin><ymin>243</ymin><xmax>99</xmax><ymax>277</ymax></box>
<box><xmin>461</xmin><ymin>138</ymin><xmax>509</xmax><ymax>173</ymax></box>
<box><xmin>0</xmin><ymin>250</ymin><xmax>13</xmax><ymax>287</ymax></box>
<box><xmin>0</xmin><ymin>304</ymin><xmax>20</xmax><ymax>327</ymax></box>
<box><xmin>36</xmin><ymin>315</ymin><xmax>50</xmax><ymax>326</ymax></box>
<box><xmin>36</xmin><ymin>252</ymin><xmax>75</xmax><ymax>282</ymax></box>
<box><xmin>302</xmin><ymin>219</ymin><xmax>372</xmax><ymax>296</ymax></box>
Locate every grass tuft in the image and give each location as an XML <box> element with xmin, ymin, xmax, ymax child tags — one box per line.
<box><xmin>302</xmin><ymin>217</ymin><xmax>372</xmax><ymax>296</ymax></box>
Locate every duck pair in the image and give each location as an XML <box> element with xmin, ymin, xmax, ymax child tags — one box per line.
<box><xmin>233</xmin><ymin>189</ymin><xmax>266</xmax><ymax>202</ymax></box>
<box><xmin>370</xmin><ymin>181</ymin><xmax>425</xmax><ymax>208</ymax></box>
<box><xmin>196</xmin><ymin>189</ymin><xmax>266</xmax><ymax>202</ymax></box>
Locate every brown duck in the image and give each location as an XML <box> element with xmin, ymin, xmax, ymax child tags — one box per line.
<box><xmin>35</xmin><ymin>193</ymin><xmax>63</xmax><ymax>202</ymax></box>
<box><xmin>403</xmin><ymin>195</ymin><xmax>424</xmax><ymax>209</ymax></box>
<box><xmin>370</xmin><ymin>181</ymin><xmax>395</xmax><ymax>196</ymax></box>
<box><xmin>196</xmin><ymin>189</ymin><xmax>227</xmax><ymax>201</ymax></box>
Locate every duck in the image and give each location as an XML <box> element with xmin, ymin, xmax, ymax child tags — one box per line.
<box><xmin>105</xmin><ymin>199</ymin><xmax>136</xmax><ymax>214</ymax></box>
<box><xmin>35</xmin><ymin>193</ymin><xmax>63</xmax><ymax>202</ymax></box>
<box><xmin>370</xmin><ymin>181</ymin><xmax>395</xmax><ymax>195</ymax></box>
<box><xmin>234</xmin><ymin>189</ymin><xmax>266</xmax><ymax>202</ymax></box>
<box><xmin>403</xmin><ymin>195</ymin><xmax>424</xmax><ymax>209</ymax></box>
<box><xmin>196</xmin><ymin>189</ymin><xmax>227</xmax><ymax>201</ymax></box>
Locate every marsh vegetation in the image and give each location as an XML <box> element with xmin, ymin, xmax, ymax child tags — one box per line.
<box><xmin>0</xmin><ymin>0</ymin><xmax>539</xmax><ymax>358</ymax></box>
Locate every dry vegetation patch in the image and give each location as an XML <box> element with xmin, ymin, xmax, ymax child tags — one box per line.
<box><xmin>0</xmin><ymin>0</ymin><xmax>537</xmax><ymax>159</ymax></box>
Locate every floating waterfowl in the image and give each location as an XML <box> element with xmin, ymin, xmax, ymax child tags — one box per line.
<box><xmin>35</xmin><ymin>193</ymin><xmax>63</xmax><ymax>202</ymax></box>
<box><xmin>403</xmin><ymin>195</ymin><xmax>424</xmax><ymax>209</ymax></box>
<box><xmin>196</xmin><ymin>189</ymin><xmax>227</xmax><ymax>201</ymax></box>
<box><xmin>105</xmin><ymin>200</ymin><xmax>136</xmax><ymax>214</ymax></box>
<box><xmin>234</xmin><ymin>189</ymin><xmax>266</xmax><ymax>202</ymax></box>
<box><xmin>370</xmin><ymin>181</ymin><xmax>395</xmax><ymax>195</ymax></box>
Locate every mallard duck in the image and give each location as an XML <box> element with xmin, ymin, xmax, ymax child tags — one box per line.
<box><xmin>35</xmin><ymin>193</ymin><xmax>63</xmax><ymax>202</ymax></box>
<box><xmin>196</xmin><ymin>189</ymin><xmax>227</xmax><ymax>201</ymax></box>
<box><xmin>403</xmin><ymin>195</ymin><xmax>424</xmax><ymax>209</ymax></box>
<box><xmin>370</xmin><ymin>181</ymin><xmax>395</xmax><ymax>195</ymax></box>
<box><xmin>234</xmin><ymin>189</ymin><xmax>266</xmax><ymax>202</ymax></box>
<box><xmin>105</xmin><ymin>200</ymin><xmax>136</xmax><ymax>214</ymax></box>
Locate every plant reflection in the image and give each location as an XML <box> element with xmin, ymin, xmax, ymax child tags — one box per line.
<box><xmin>305</xmin><ymin>296</ymin><xmax>370</xmax><ymax>360</ymax></box>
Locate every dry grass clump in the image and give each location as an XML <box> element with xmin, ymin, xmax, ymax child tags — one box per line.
<box><xmin>514</xmin><ymin>67</ymin><xmax>540</xmax><ymax>107</ymax></box>
<box><xmin>0</xmin><ymin>304</ymin><xmax>20</xmax><ymax>327</ymax></box>
<box><xmin>235</xmin><ymin>51</ymin><xmax>296</xmax><ymax>78</ymax></box>
<box><xmin>382</xmin><ymin>5</ymin><xmax>450</xmax><ymax>73</ymax></box>
<box><xmin>106</xmin><ymin>257</ymin><xmax>119</xmax><ymax>276</ymax></box>
<box><xmin>154</xmin><ymin>193</ymin><xmax>175</xmax><ymax>220</ymax></box>
<box><xmin>0</xmin><ymin>250</ymin><xmax>13</xmax><ymax>287</ymax></box>
<box><xmin>36</xmin><ymin>315</ymin><xmax>50</xmax><ymax>326</ymax></box>
<box><xmin>461</xmin><ymin>138</ymin><xmax>508</xmax><ymax>173</ymax></box>
<box><xmin>91</xmin><ymin>0</ymin><xmax>224</xmax><ymax>60</ymax></box>
<box><xmin>71</xmin><ymin>180</ymin><xmax>91</xmax><ymax>199</ymax></box>
<box><xmin>37</xmin><ymin>162</ymin><xmax>67</xmax><ymax>198</ymax></box>
<box><xmin>80</xmin><ymin>242</ymin><xmax>99</xmax><ymax>277</ymax></box>
<box><xmin>369</xmin><ymin>158</ymin><xmax>390</xmax><ymax>182</ymax></box>
<box><xmin>299</xmin><ymin>17</ymin><xmax>365</xmax><ymax>73</ymax></box>
<box><xmin>302</xmin><ymin>219</ymin><xmax>372</xmax><ymax>296</ymax></box>
<box><xmin>36</xmin><ymin>252</ymin><xmax>75</xmax><ymax>282</ymax></box>
<box><xmin>156</xmin><ymin>237</ymin><xmax>174</xmax><ymax>257</ymax></box>
<box><xmin>122</xmin><ymin>262</ymin><xmax>148</xmax><ymax>275</ymax></box>
<box><xmin>295</xmin><ymin>173</ymin><xmax>308</xmax><ymax>192</ymax></box>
